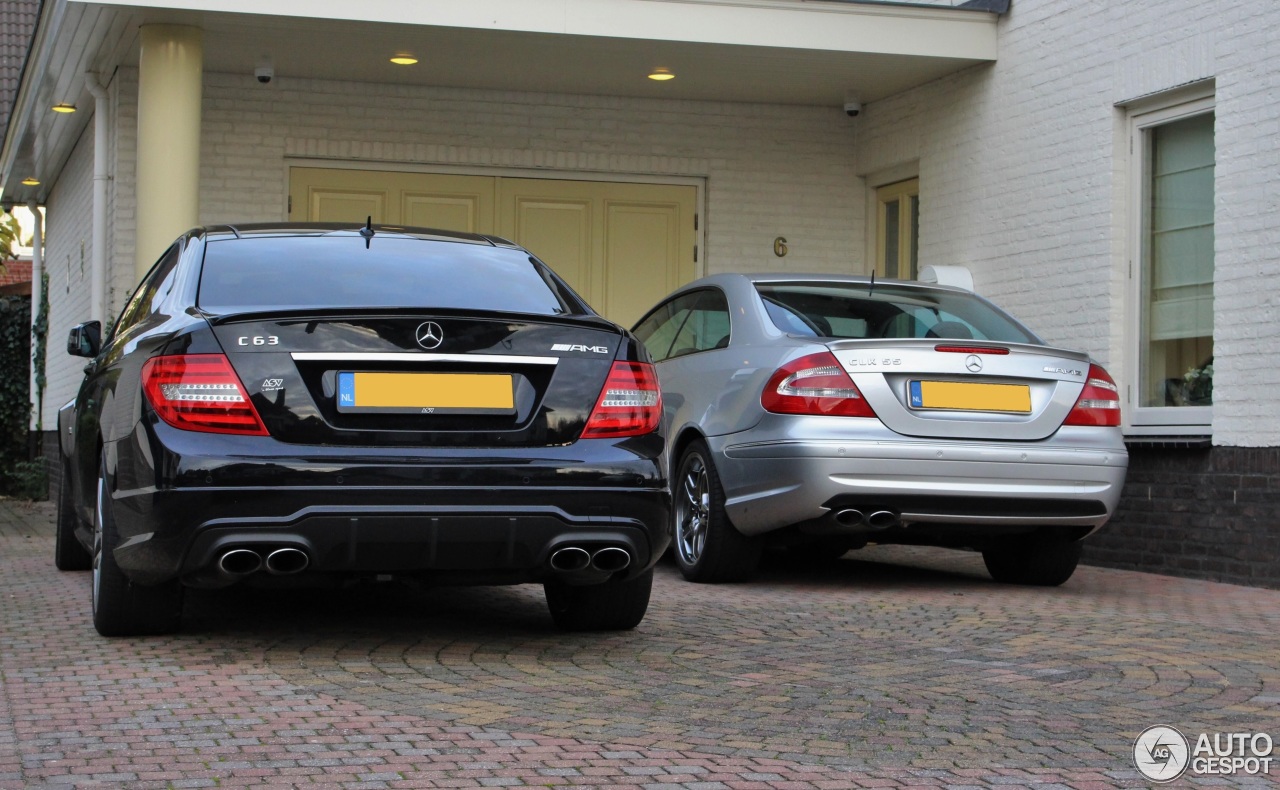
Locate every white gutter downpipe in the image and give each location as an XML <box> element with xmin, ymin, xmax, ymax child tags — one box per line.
<box><xmin>86</xmin><ymin>75</ymin><xmax>109</xmax><ymax>325</ymax></box>
<box><xmin>26</xmin><ymin>199</ymin><xmax>42</xmax><ymax>431</ymax></box>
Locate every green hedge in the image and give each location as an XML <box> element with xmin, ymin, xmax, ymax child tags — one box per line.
<box><xmin>0</xmin><ymin>294</ymin><xmax>41</xmax><ymax>498</ymax></box>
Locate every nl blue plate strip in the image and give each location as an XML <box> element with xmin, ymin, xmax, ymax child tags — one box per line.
<box><xmin>908</xmin><ymin>381</ymin><xmax>923</xmax><ymax>408</ymax></box>
<box><xmin>338</xmin><ymin>372</ymin><xmax>355</xmax><ymax>408</ymax></box>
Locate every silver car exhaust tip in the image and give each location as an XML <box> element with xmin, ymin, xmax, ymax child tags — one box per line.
<box><xmin>590</xmin><ymin>546</ymin><xmax>632</xmax><ymax>572</ymax></box>
<box><xmin>866</xmin><ymin>510</ymin><xmax>901</xmax><ymax>529</ymax></box>
<box><xmin>264</xmin><ymin>547</ymin><xmax>310</xmax><ymax>575</ymax></box>
<box><xmin>218</xmin><ymin>548</ymin><xmax>263</xmax><ymax>577</ymax></box>
<box><xmin>834</xmin><ymin>508</ymin><xmax>865</xmax><ymax>527</ymax></box>
<box><xmin>549</xmin><ymin>546</ymin><xmax>592</xmax><ymax>573</ymax></box>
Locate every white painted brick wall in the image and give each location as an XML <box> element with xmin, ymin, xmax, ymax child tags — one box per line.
<box><xmin>47</xmin><ymin>0</ymin><xmax>1280</xmax><ymax>447</ymax></box>
<box><xmin>39</xmin><ymin>123</ymin><xmax>93</xmax><ymax>429</ymax></box>
<box><xmin>190</xmin><ymin>74</ymin><xmax>863</xmax><ymax>276</ymax></box>
<box><xmin>856</xmin><ymin>0</ymin><xmax>1279</xmax><ymax>446</ymax></box>
<box><xmin>1210</xmin><ymin>0</ymin><xmax>1280</xmax><ymax>448</ymax></box>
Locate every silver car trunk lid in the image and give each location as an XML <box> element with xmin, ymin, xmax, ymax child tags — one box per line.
<box><xmin>826</xmin><ymin>338</ymin><xmax>1092</xmax><ymax>442</ymax></box>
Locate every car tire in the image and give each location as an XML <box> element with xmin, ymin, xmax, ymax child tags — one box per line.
<box><xmin>92</xmin><ymin>461</ymin><xmax>184</xmax><ymax>636</ymax></box>
<box><xmin>544</xmin><ymin>568</ymin><xmax>653</xmax><ymax>631</ymax></box>
<box><xmin>55</xmin><ymin>461</ymin><xmax>92</xmax><ymax>571</ymax></box>
<box><xmin>982</xmin><ymin>538</ymin><xmax>1082</xmax><ymax>587</ymax></box>
<box><xmin>672</xmin><ymin>440</ymin><xmax>762</xmax><ymax>583</ymax></box>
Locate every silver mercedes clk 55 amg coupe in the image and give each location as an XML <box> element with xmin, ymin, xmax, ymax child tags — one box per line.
<box><xmin>632</xmin><ymin>273</ymin><xmax>1128</xmax><ymax>587</ymax></box>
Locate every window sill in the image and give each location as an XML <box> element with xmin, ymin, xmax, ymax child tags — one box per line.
<box><xmin>1123</xmin><ymin>435</ymin><xmax>1211</xmax><ymax>449</ymax></box>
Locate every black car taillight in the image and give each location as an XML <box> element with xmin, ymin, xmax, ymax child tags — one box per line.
<box><xmin>581</xmin><ymin>361</ymin><xmax>662</xmax><ymax>439</ymax></box>
<box><xmin>141</xmin><ymin>354</ymin><xmax>269</xmax><ymax>436</ymax></box>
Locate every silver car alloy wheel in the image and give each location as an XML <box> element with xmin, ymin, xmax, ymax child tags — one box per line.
<box><xmin>92</xmin><ymin>474</ymin><xmax>104</xmax><ymax>614</ymax></box>
<box><xmin>675</xmin><ymin>452</ymin><xmax>711</xmax><ymax>565</ymax></box>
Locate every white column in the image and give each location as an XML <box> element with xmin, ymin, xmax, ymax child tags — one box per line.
<box><xmin>135</xmin><ymin>24</ymin><xmax>202</xmax><ymax>282</ymax></box>
<box><xmin>86</xmin><ymin>76</ymin><xmax>109</xmax><ymax>325</ymax></box>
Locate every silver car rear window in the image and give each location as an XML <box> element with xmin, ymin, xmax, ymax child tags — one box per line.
<box><xmin>755</xmin><ymin>283</ymin><xmax>1040</xmax><ymax>344</ymax></box>
<box><xmin>198</xmin><ymin>235</ymin><xmax>573</xmax><ymax>315</ymax></box>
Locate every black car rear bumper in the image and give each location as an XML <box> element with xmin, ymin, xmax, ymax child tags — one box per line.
<box><xmin>104</xmin><ymin>428</ymin><xmax>669</xmax><ymax>587</ymax></box>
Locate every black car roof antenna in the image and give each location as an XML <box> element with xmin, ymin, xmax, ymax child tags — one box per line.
<box><xmin>868</xmin><ymin>271</ymin><xmax>875</xmax><ymax>297</ymax></box>
<box><xmin>359</xmin><ymin>216</ymin><xmax>375</xmax><ymax>249</ymax></box>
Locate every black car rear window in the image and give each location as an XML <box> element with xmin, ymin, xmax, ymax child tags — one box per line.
<box><xmin>755</xmin><ymin>283</ymin><xmax>1040</xmax><ymax>344</ymax></box>
<box><xmin>198</xmin><ymin>235</ymin><xmax>574</xmax><ymax>315</ymax></box>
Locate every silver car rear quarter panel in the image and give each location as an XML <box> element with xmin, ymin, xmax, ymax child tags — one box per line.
<box><xmin>711</xmin><ymin>419</ymin><xmax>1128</xmax><ymax>536</ymax></box>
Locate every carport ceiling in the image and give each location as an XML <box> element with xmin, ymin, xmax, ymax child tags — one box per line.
<box><xmin>186</xmin><ymin>13</ymin><xmax>984</xmax><ymax>106</ymax></box>
<box><xmin>3</xmin><ymin>1</ymin><xmax>997</xmax><ymax>202</ymax></box>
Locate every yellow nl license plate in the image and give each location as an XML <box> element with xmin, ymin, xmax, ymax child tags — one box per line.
<box><xmin>337</xmin><ymin>372</ymin><xmax>515</xmax><ymax>414</ymax></box>
<box><xmin>908</xmin><ymin>380</ymin><xmax>1031</xmax><ymax>413</ymax></box>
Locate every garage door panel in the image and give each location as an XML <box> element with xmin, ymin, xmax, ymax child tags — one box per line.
<box><xmin>604</xmin><ymin>202</ymin><xmax>682</xmax><ymax>327</ymax></box>
<box><xmin>509</xmin><ymin>198</ymin><xmax>594</xmax><ymax>301</ymax></box>
<box><xmin>307</xmin><ymin>190</ymin><xmax>386</xmax><ymax>224</ymax></box>
<box><xmin>403</xmin><ymin>193</ymin><xmax>485</xmax><ymax>233</ymax></box>
<box><xmin>291</xmin><ymin>167</ymin><xmax>698</xmax><ymax>324</ymax></box>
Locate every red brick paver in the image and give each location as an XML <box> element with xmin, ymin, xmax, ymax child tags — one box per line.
<box><xmin>1</xmin><ymin>498</ymin><xmax>1277</xmax><ymax>788</ymax></box>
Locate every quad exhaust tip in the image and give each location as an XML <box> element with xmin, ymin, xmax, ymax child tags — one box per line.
<box><xmin>833</xmin><ymin>508</ymin><xmax>901</xmax><ymax>530</ymax></box>
<box><xmin>549</xmin><ymin>546</ymin><xmax>592</xmax><ymax>573</ymax></box>
<box><xmin>265</xmin><ymin>547</ymin><xmax>310</xmax><ymax>575</ymax></box>
<box><xmin>591</xmin><ymin>546</ymin><xmax>631</xmax><ymax>572</ymax></box>
<box><xmin>549</xmin><ymin>545</ymin><xmax>633</xmax><ymax>574</ymax></box>
<box><xmin>834</xmin><ymin>509</ymin><xmax>865</xmax><ymax>527</ymax></box>
<box><xmin>216</xmin><ymin>546</ymin><xmax>310</xmax><ymax>577</ymax></box>
<box><xmin>867</xmin><ymin>510</ymin><xmax>900</xmax><ymax>529</ymax></box>
<box><xmin>218</xmin><ymin>548</ymin><xmax>263</xmax><ymax>577</ymax></box>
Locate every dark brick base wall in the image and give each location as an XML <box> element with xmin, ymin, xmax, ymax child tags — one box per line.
<box><xmin>1083</xmin><ymin>445</ymin><xmax>1280</xmax><ymax>589</ymax></box>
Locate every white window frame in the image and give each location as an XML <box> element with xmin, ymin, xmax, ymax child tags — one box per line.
<box><xmin>1124</xmin><ymin>86</ymin><xmax>1215</xmax><ymax>437</ymax></box>
<box><xmin>863</xmin><ymin>162</ymin><xmax>919</xmax><ymax>278</ymax></box>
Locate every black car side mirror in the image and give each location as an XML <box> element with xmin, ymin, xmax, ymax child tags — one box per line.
<box><xmin>66</xmin><ymin>321</ymin><xmax>102</xmax><ymax>358</ymax></box>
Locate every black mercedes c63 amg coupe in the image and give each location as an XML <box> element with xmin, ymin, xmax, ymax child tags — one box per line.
<box><xmin>55</xmin><ymin>223</ymin><xmax>669</xmax><ymax>636</ymax></box>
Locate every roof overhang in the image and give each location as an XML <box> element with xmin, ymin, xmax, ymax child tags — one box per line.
<box><xmin>2</xmin><ymin>0</ymin><xmax>999</xmax><ymax>204</ymax></box>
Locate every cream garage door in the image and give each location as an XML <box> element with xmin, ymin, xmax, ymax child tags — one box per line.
<box><xmin>289</xmin><ymin>167</ymin><xmax>697</xmax><ymax>326</ymax></box>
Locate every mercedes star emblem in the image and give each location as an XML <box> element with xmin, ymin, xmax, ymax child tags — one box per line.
<box><xmin>415</xmin><ymin>321</ymin><xmax>444</xmax><ymax>350</ymax></box>
<box><xmin>965</xmin><ymin>354</ymin><xmax>983</xmax><ymax>373</ymax></box>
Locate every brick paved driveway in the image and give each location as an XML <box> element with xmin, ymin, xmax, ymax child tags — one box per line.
<box><xmin>1</xmin><ymin>498</ymin><xmax>1277</xmax><ymax>789</ymax></box>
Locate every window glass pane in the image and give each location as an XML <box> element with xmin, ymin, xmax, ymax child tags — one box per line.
<box><xmin>1141</xmin><ymin>111</ymin><xmax>1214</xmax><ymax>408</ymax></box>
<box><xmin>755</xmin><ymin>283</ymin><xmax>1039</xmax><ymax>344</ymax></box>
<box><xmin>199</xmin><ymin>236</ymin><xmax>572</xmax><ymax>316</ymax></box>
<box><xmin>689</xmin><ymin>289</ymin><xmax>731</xmax><ymax>352</ymax></box>
<box><xmin>632</xmin><ymin>291</ymin><xmax>701</xmax><ymax>362</ymax></box>
<box><xmin>882</xmin><ymin>200</ymin><xmax>900</xmax><ymax>278</ymax></box>
<box><xmin>665</xmin><ymin>290</ymin><xmax>730</xmax><ymax>358</ymax></box>
<box><xmin>114</xmin><ymin>244</ymin><xmax>180</xmax><ymax>340</ymax></box>
<box><xmin>908</xmin><ymin>195</ymin><xmax>920</xmax><ymax>280</ymax></box>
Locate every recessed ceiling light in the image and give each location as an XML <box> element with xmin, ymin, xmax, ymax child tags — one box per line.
<box><xmin>390</xmin><ymin>54</ymin><xmax>418</xmax><ymax>66</ymax></box>
<box><xmin>51</xmin><ymin>103</ymin><xmax>77</xmax><ymax>114</ymax></box>
<box><xmin>648</xmin><ymin>68</ymin><xmax>675</xmax><ymax>81</ymax></box>
<box><xmin>21</xmin><ymin>177</ymin><xmax>40</xmax><ymax>186</ymax></box>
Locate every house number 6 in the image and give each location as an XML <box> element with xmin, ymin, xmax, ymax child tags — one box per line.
<box><xmin>773</xmin><ymin>236</ymin><xmax>788</xmax><ymax>257</ymax></box>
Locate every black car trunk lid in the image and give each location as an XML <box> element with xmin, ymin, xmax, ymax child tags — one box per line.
<box><xmin>209</xmin><ymin>311</ymin><xmax>622</xmax><ymax>446</ymax></box>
